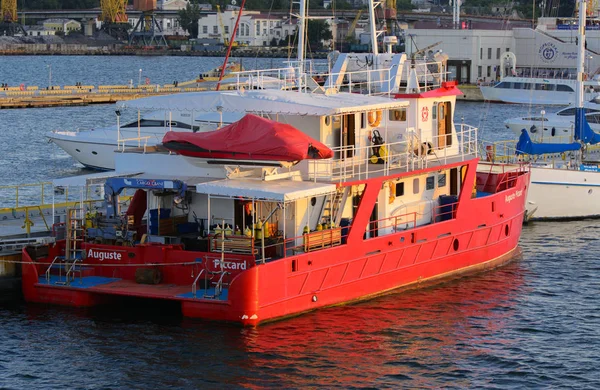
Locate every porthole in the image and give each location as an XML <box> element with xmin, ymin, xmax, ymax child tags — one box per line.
<box><xmin>453</xmin><ymin>238</ymin><xmax>459</xmax><ymax>251</ymax></box>
<box><xmin>75</xmin><ymin>149</ymin><xmax>81</xmax><ymax>153</ymax></box>
<box><xmin>588</xmin><ymin>189</ymin><xmax>593</xmax><ymax>194</ymax></box>
<box><xmin>505</xmin><ymin>225</ymin><xmax>510</xmax><ymax>237</ymax></box>
<box><xmin>92</xmin><ymin>151</ymin><xmax>98</xmax><ymax>155</ymax></box>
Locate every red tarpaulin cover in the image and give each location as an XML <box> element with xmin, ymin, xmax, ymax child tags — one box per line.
<box><xmin>162</xmin><ymin>114</ymin><xmax>333</xmax><ymax>161</ymax></box>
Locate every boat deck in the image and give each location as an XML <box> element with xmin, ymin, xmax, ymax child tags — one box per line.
<box><xmin>37</xmin><ymin>275</ymin><xmax>229</xmax><ymax>301</ymax></box>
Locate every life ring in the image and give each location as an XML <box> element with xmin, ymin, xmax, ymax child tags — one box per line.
<box><xmin>368</xmin><ymin>110</ymin><xmax>382</xmax><ymax>127</ymax></box>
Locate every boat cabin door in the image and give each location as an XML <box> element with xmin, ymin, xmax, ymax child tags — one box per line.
<box><xmin>434</xmin><ymin>102</ymin><xmax>452</xmax><ymax>149</ymax></box>
<box><xmin>342</xmin><ymin>114</ymin><xmax>356</xmax><ymax>158</ymax></box>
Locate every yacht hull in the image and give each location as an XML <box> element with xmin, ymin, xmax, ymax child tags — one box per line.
<box><xmin>526</xmin><ymin>166</ymin><xmax>600</xmax><ymax>220</ymax></box>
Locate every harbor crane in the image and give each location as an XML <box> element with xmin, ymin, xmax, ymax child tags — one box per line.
<box><xmin>129</xmin><ymin>0</ymin><xmax>167</xmax><ymax>47</ymax></box>
<box><xmin>0</xmin><ymin>0</ymin><xmax>26</xmax><ymax>36</ymax></box>
<box><xmin>100</xmin><ymin>0</ymin><xmax>129</xmax><ymax>40</ymax></box>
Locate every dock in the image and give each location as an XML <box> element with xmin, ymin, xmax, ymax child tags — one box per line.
<box><xmin>0</xmin><ymin>81</ymin><xmax>237</xmax><ymax>109</ymax></box>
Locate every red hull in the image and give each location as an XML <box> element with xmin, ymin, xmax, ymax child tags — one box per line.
<box><xmin>21</xmin><ymin>161</ymin><xmax>529</xmax><ymax>326</ymax></box>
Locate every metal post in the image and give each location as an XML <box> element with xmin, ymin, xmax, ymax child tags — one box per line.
<box><xmin>139</xmin><ymin>69</ymin><xmax>142</xmax><ymax>86</ymax></box>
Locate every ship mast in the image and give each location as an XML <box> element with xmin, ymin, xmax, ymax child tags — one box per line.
<box><xmin>576</xmin><ymin>0</ymin><xmax>587</xmax><ymax>110</ymax></box>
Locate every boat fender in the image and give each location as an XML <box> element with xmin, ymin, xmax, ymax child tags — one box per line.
<box><xmin>368</xmin><ymin>110</ymin><xmax>382</xmax><ymax>127</ymax></box>
<box><xmin>530</xmin><ymin>125</ymin><xmax>537</xmax><ymax>134</ymax></box>
<box><xmin>551</xmin><ymin>127</ymin><xmax>556</xmax><ymax>137</ymax></box>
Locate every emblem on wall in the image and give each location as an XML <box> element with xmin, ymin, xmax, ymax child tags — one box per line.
<box><xmin>538</xmin><ymin>42</ymin><xmax>558</xmax><ymax>63</ymax></box>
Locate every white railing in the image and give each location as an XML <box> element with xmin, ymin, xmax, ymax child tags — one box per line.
<box><xmin>232</xmin><ymin>59</ymin><xmax>448</xmax><ymax>95</ymax></box>
<box><xmin>117</xmin><ymin>135</ymin><xmax>153</xmax><ymax>152</ymax></box>
<box><xmin>308</xmin><ymin>124</ymin><xmax>478</xmax><ymax>183</ymax></box>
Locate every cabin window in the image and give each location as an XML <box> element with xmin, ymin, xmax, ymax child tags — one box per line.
<box><xmin>395</xmin><ymin>182</ymin><xmax>405</xmax><ymax>196</ymax></box>
<box><xmin>389</xmin><ymin>109</ymin><xmax>406</xmax><ymax>122</ymax></box>
<box><xmin>361</xmin><ymin>113</ymin><xmax>366</xmax><ymax>128</ymax></box>
<box><xmin>512</xmin><ymin>82</ymin><xmax>522</xmax><ymax>89</ymax></box>
<box><xmin>426</xmin><ymin>176</ymin><xmax>435</xmax><ymax>190</ymax></box>
<box><xmin>522</xmin><ymin>83</ymin><xmax>533</xmax><ymax>90</ymax></box>
<box><xmin>438</xmin><ymin>173</ymin><xmax>447</xmax><ymax>187</ymax></box>
<box><xmin>556</xmin><ymin>85</ymin><xmax>574</xmax><ymax>92</ymax></box>
<box><xmin>412</xmin><ymin>178</ymin><xmax>420</xmax><ymax>194</ymax></box>
<box><xmin>587</xmin><ymin>114</ymin><xmax>600</xmax><ymax>124</ymax></box>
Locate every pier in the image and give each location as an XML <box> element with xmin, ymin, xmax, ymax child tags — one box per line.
<box><xmin>0</xmin><ymin>82</ymin><xmax>232</xmax><ymax>109</ymax></box>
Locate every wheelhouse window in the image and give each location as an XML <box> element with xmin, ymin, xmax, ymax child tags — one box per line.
<box><xmin>426</xmin><ymin>176</ymin><xmax>435</xmax><ymax>190</ymax></box>
<box><xmin>395</xmin><ymin>182</ymin><xmax>404</xmax><ymax>196</ymax></box>
<box><xmin>413</xmin><ymin>178</ymin><xmax>420</xmax><ymax>194</ymax></box>
<box><xmin>438</xmin><ymin>173</ymin><xmax>447</xmax><ymax>187</ymax></box>
<box><xmin>556</xmin><ymin>84</ymin><xmax>574</xmax><ymax>92</ymax></box>
<box><xmin>389</xmin><ymin>109</ymin><xmax>406</xmax><ymax>122</ymax></box>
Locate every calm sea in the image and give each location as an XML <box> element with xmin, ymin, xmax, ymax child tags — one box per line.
<box><xmin>0</xmin><ymin>56</ymin><xmax>598</xmax><ymax>389</ymax></box>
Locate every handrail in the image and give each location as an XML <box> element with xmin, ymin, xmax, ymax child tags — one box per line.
<box><xmin>45</xmin><ymin>255</ymin><xmax>62</xmax><ymax>283</ymax></box>
<box><xmin>64</xmin><ymin>258</ymin><xmax>80</xmax><ymax>285</ymax></box>
<box><xmin>192</xmin><ymin>269</ymin><xmax>206</xmax><ymax>298</ymax></box>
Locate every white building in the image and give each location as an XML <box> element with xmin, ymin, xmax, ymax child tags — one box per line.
<box><xmin>25</xmin><ymin>26</ymin><xmax>56</xmax><ymax>36</ymax></box>
<box><xmin>198</xmin><ymin>10</ymin><xmax>291</xmax><ymax>46</ymax></box>
<box><xmin>405</xmin><ymin>18</ymin><xmax>600</xmax><ymax>84</ymax></box>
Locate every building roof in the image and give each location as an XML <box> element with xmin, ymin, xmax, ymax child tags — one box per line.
<box><xmin>43</xmin><ymin>18</ymin><xmax>80</xmax><ymax>24</ymax></box>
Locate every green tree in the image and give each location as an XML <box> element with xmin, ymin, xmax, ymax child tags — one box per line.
<box><xmin>396</xmin><ymin>0</ymin><xmax>414</xmax><ymax>11</ymax></box>
<box><xmin>306</xmin><ymin>19</ymin><xmax>332</xmax><ymax>49</ymax></box>
<box><xmin>178</xmin><ymin>1</ymin><xmax>202</xmax><ymax>38</ymax></box>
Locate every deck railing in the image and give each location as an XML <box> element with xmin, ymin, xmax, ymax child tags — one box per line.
<box><xmin>308</xmin><ymin>124</ymin><xmax>478</xmax><ymax>183</ymax></box>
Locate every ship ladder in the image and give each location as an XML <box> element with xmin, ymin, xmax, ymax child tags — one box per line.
<box><xmin>59</xmin><ymin>207</ymin><xmax>86</xmax><ymax>285</ymax></box>
<box><xmin>318</xmin><ymin>188</ymin><xmax>350</xmax><ymax>228</ymax></box>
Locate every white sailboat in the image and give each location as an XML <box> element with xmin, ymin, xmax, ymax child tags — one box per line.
<box><xmin>490</xmin><ymin>0</ymin><xmax>600</xmax><ymax>221</ymax></box>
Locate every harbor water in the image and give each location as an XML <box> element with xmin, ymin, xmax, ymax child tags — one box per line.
<box><xmin>0</xmin><ymin>56</ymin><xmax>599</xmax><ymax>388</ymax></box>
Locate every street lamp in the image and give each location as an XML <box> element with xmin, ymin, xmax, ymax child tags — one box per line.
<box><xmin>138</xmin><ymin>68</ymin><xmax>142</xmax><ymax>86</ymax></box>
<box><xmin>47</xmin><ymin>64</ymin><xmax>52</xmax><ymax>89</ymax></box>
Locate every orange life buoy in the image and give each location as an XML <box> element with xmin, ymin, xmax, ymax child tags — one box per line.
<box><xmin>368</xmin><ymin>110</ymin><xmax>382</xmax><ymax>127</ymax></box>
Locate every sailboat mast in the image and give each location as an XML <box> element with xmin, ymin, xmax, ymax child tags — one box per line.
<box><xmin>576</xmin><ymin>0</ymin><xmax>587</xmax><ymax>109</ymax></box>
<box><xmin>297</xmin><ymin>0</ymin><xmax>307</xmax><ymax>63</ymax></box>
<box><xmin>368</xmin><ymin>0</ymin><xmax>379</xmax><ymax>56</ymax></box>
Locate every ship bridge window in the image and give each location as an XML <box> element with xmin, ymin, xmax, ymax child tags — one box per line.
<box><xmin>426</xmin><ymin>176</ymin><xmax>435</xmax><ymax>190</ymax></box>
<box><xmin>389</xmin><ymin>109</ymin><xmax>406</xmax><ymax>122</ymax></box>
<box><xmin>413</xmin><ymin>178</ymin><xmax>420</xmax><ymax>194</ymax></box>
<box><xmin>535</xmin><ymin>84</ymin><xmax>555</xmax><ymax>91</ymax></box>
<box><xmin>522</xmin><ymin>83</ymin><xmax>533</xmax><ymax>90</ymax></box>
<box><xmin>438</xmin><ymin>173</ymin><xmax>447</xmax><ymax>187</ymax></box>
<box><xmin>495</xmin><ymin>81</ymin><xmax>511</xmax><ymax>89</ymax></box>
<box><xmin>512</xmin><ymin>82</ymin><xmax>521</xmax><ymax>89</ymax></box>
<box><xmin>556</xmin><ymin>84</ymin><xmax>574</xmax><ymax>92</ymax></box>
<box><xmin>122</xmin><ymin>119</ymin><xmax>165</xmax><ymax>128</ymax></box>
<box><xmin>395</xmin><ymin>182</ymin><xmax>404</xmax><ymax>196</ymax></box>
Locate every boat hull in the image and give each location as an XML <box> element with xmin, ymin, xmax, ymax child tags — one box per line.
<box><xmin>526</xmin><ymin>166</ymin><xmax>600</xmax><ymax>220</ymax></box>
<box><xmin>21</xmin><ymin>172</ymin><xmax>528</xmax><ymax>326</ymax></box>
<box><xmin>49</xmin><ymin>136</ymin><xmax>160</xmax><ymax>171</ymax></box>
